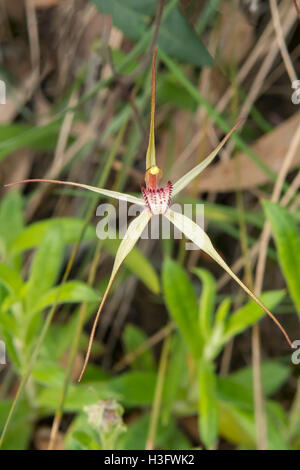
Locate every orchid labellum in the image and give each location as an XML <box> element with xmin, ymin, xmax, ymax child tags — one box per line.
<box><xmin>5</xmin><ymin>48</ymin><xmax>292</xmax><ymax>381</ymax></box>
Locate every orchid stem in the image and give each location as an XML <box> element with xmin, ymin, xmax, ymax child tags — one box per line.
<box><xmin>146</xmin><ymin>334</ymin><xmax>170</xmax><ymax>450</ymax></box>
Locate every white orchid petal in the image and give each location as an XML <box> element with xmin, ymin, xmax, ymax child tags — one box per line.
<box><xmin>79</xmin><ymin>209</ymin><xmax>151</xmax><ymax>380</ymax></box>
<box><xmin>164</xmin><ymin>208</ymin><xmax>292</xmax><ymax>346</ymax></box>
<box><xmin>172</xmin><ymin>119</ymin><xmax>243</xmax><ymax>197</ymax></box>
<box><xmin>5</xmin><ymin>179</ymin><xmax>145</xmax><ymax>206</ymax></box>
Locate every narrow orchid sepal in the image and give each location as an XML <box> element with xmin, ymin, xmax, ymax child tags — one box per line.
<box><xmin>164</xmin><ymin>208</ymin><xmax>292</xmax><ymax>347</ymax></box>
<box><xmin>172</xmin><ymin>118</ymin><xmax>244</xmax><ymax>197</ymax></box>
<box><xmin>145</xmin><ymin>47</ymin><xmax>158</xmax><ymax>170</ymax></box>
<box><xmin>4</xmin><ymin>179</ymin><xmax>145</xmax><ymax>206</ymax></box>
<box><xmin>78</xmin><ymin>209</ymin><xmax>151</xmax><ymax>381</ymax></box>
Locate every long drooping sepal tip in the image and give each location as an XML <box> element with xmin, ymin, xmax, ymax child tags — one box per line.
<box><xmin>269</xmin><ymin>315</ymin><xmax>293</xmax><ymax>347</ymax></box>
<box><xmin>146</xmin><ymin>46</ymin><xmax>158</xmax><ymax>171</ymax></box>
<box><xmin>4</xmin><ymin>181</ymin><xmax>22</xmax><ymax>188</ymax></box>
<box><xmin>4</xmin><ymin>179</ymin><xmax>60</xmax><ymax>188</ymax></box>
<box><xmin>293</xmin><ymin>0</ymin><xmax>300</xmax><ymax>20</ymax></box>
<box><xmin>77</xmin><ymin>288</ymin><xmax>111</xmax><ymax>382</ymax></box>
<box><xmin>4</xmin><ymin>178</ymin><xmax>146</xmax><ymax>206</ymax></box>
<box><xmin>231</xmin><ymin>116</ymin><xmax>245</xmax><ymax>133</ymax></box>
<box><xmin>165</xmin><ymin>209</ymin><xmax>293</xmax><ymax>348</ymax></box>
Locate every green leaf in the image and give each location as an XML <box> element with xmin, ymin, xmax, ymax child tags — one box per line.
<box><xmin>218</xmin><ymin>401</ymin><xmax>254</xmax><ymax>447</ymax></box>
<box><xmin>0</xmin><ymin>400</ymin><xmax>32</xmax><ymax>450</ymax></box>
<box><xmin>218</xmin><ymin>401</ymin><xmax>289</xmax><ymax>449</ymax></box>
<box><xmin>229</xmin><ymin>360</ymin><xmax>291</xmax><ymax>397</ymax></box>
<box><xmin>122</xmin><ymin>324</ymin><xmax>156</xmax><ymax>372</ymax></box>
<box><xmin>0</xmin><ymin>263</ymin><xmax>23</xmax><ymax>298</ymax></box>
<box><xmin>263</xmin><ymin>200</ymin><xmax>300</xmax><ymax>318</ymax></box>
<box><xmin>0</xmin><ymin>120</ymin><xmax>63</xmax><ymax>161</ymax></box>
<box><xmin>118</xmin><ymin>413</ymin><xmax>191</xmax><ymax>450</ymax></box>
<box><xmin>104</xmin><ymin>371</ymin><xmax>156</xmax><ymax>407</ymax></box>
<box><xmin>32</xmin><ymin>281</ymin><xmax>99</xmax><ymax>313</ymax></box>
<box><xmin>193</xmin><ymin>268</ymin><xmax>216</xmax><ymax>340</ymax></box>
<box><xmin>12</xmin><ymin>218</ymin><xmax>160</xmax><ymax>293</ymax></box>
<box><xmin>0</xmin><ymin>326</ymin><xmax>21</xmax><ymax>369</ymax></box>
<box><xmin>215</xmin><ymin>297</ymin><xmax>231</xmax><ymax>326</ymax></box>
<box><xmin>162</xmin><ymin>333</ymin><xmax>187</xmax><ymax>423</ymax></box>
<box><xmin>11</xmin><ymin>218</ymin><xmax>96</xmax><ymax>253</ymax></box>
<box><xmin>159</xmin><ymin>75</ymin><xmax>196</xmax><ymax>111</ymax></box>
<box><xmin>0</xmin><ymin>191</ymin><xmax>23</xmax><ymax>249</ymax></box>
<box><xmin>217</xmin><ymin>361</ymin><xmax>290</xmax><ymax>409</ymax></box>
<box><xmin>92</xmin><ymin>0</ymin><xmax>151</xmax><ymax>41</ymax></box>
<box><xmin>38</xmin><ymin>384</ymin><xmax>105</xmax><ymax>411</ymax></box>
<box><xmin>217</xmin><ymin>373</ymin><xmax>290</xmax><ymax>449</ymax></box>
<box><xmin>157</xmin><ymin>7</ymin><xmax>213</xmax><ymax>66</ymax></box>
<box><xmin>224</xmin><ymin>290</ymin><xmax>285</xmax><ymax>340</ymax></box>
<box><xmin>25</xmin><ymin>225</ymin><xmax>64</xmax><ymax>307</ymax></box>
<box><xmin>203</xmin><ymin>298</ymin><xmax>232</xmax><ymax>362</ymax></box>
<box><xmin>42</xmin><ymin>314</ymin><xmax>82</xmax><ymax>361</ymax></box>
<box><xmin>38</xmin><ymin>371</ymin><xmax>156</xmax><ymax>410</ymax></box>
<box><xmin>32</xmin><ymin>360</ymin><xmax>65</xmax><ymax>387</ymax></box>
<box><xmin>218</xmin><ymin>377</ymin><xmax>253</xmax><ymax>408</ymax></box>
<box><xmin>162</xmin><ymin>258</ymin><xmax>201</xmax><ymax>357</ymax></box>
<box><xmin>92</xmin><ymin>0</ymin><xmax>213</xmax><ymax>66</ymax></box>
<box><xmin>69</xmin><ymin>430</ymin><xmax>100</xmax><ymax>450</ymax></box>
<box><xmin>65</xmin><ymin>414</ymin><xmax>101</xmax><ymax>450</ymax></box>
<box><xmin>198</xmin><ymin>359</ymin><xmax>218</xmax><ymax>448</ymax></box>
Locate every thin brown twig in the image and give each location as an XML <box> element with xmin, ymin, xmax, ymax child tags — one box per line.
<box><xmin>290</xmin><ymin>193</ymin><xmax>300</xmax><ymax>210</ymax></box>
<box><xmin>25</xmin><ymin>90</ymin><xmax>79</xmax><ymax>219</ymax></box>
<box><xmin>225</xmin><ymin>5</ymin><xmax>297</xmax><ymax>157</ymax></box>
<box><xmin>25</xmin><ymin>0</ymin><xmax>40</xmax><ymax>79</ymax></box>
<box><xmin>281</xmin><ymin>170</ymin><xmax>300</xmax><ymax>207</ymax></box>
<box><xmin>252</xmin><ymin>323</ymin><xmax>268</xmax><ymax>449</ymax></box>
<box><xmin>269</xmin><ymin>0</ymin><xmax>298</xmax><ymax>83</ymax></box>
<box><xmin>233</xmin><ymin>146</ymin><xmax>268</xmax><ymax>450</ymax></box>
<box><xmin>254</xmin><ymin>121</ymin><xmax>300</xmax><ymax>292</ymax></box>
<box><xmin>216</xmin><ymin>0</ymin><xmax>290</xmax><ymax>113</ymax></box>
<box><xmin>113</xmin><ymin>323</ymin><xmax>175</xmax><ymax>372</ymax></box>
<box><xmin>293</xmin><ymin>0</ymin><xmax>300</xmax><ymax>20</ymax></box>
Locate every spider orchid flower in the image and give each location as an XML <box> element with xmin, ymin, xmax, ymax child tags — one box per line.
<box><xmin>5</xmin><ymin>49</ymin><xmax>292</xmax><ymax>381</ymax></box>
